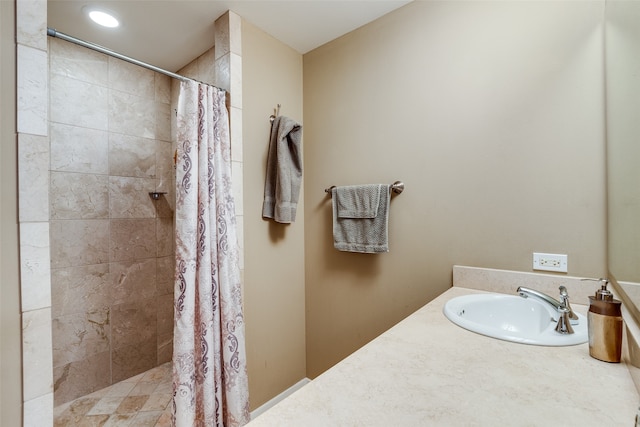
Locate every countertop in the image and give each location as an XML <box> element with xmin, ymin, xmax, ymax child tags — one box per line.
<box><xmin>247</xmin><ymin>286</ymin><xmax>639</xmax><ymax>426</ymax></box>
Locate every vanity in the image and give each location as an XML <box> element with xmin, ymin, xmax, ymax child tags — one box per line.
<box><xmin>247</xmin><ymin>266</ymin><xmax>639</xmax><ymax>426</ymax></box>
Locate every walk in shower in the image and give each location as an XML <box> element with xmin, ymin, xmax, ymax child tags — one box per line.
<box><xmin>13</xmin><ymin>0</ymin><xmax>246</xmax><ymax>420</ymax></box>
<box><xmin>49</xmin><ymin>34</ymin><xmax>177</xmax><ymax>406</ymax></box>
<box><xmin>47</xmin><ymin>30</ymin><xmax>225</xmax><ymax>411</ymax></box>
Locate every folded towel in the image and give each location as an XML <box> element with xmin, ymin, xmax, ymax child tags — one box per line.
<box><xmin>332</xmin><ymin>184</ymin><xmax>390</xmax><ymax>253</ymax></box>
<box><xmin>262</xmin><ymin>116</ymin><xmax>303</xmax><ymax>223</ymax></box>
<box><xmin>336</xmin><ymin>185</ymin><xmax>381</xmax><ymax>218</ymax></box>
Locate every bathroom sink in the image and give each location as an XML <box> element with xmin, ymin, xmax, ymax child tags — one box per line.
<box><xmin>443</xmin><ymin>293</ymin><xmax>587</xmax><ymax>346</ymax></box>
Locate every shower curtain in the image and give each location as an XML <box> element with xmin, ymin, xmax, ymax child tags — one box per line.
<box><xmin>173</xmin><ymin>81</ymin><xmax>250</xmax><ymax>426</ymax></box>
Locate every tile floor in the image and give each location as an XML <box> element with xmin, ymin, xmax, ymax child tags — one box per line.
<box><xmin>54</xmin><ymin>362</ymin><xmax>172</xmax><ymax>427</ymax></box>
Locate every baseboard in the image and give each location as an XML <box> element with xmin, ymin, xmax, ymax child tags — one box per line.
<box><xmin>250</xmin><ymin>378</ymin><xmax>311</xmax><ymax>420</ymax></box>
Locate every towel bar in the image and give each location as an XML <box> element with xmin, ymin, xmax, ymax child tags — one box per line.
<box><xmin>325</xmin><ymin>181</ymin><xmax>404</xmax><ymax>196</ymax></box>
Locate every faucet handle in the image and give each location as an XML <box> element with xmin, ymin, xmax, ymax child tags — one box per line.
<box><xmin>558</xmin><ymin>285</ymin><xmax>579</xmax><ymax>323</ymax></box>
<box><xmin>558</xmin><ymin>286</ymin><xmax>569</xmax><ymax>305</ymax></box>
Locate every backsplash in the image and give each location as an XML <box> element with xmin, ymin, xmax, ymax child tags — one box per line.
<box><xmin>622</xmin><ymin>305</ymin><xmax>640</xmax><ymax>396</ymax></box>
<box><xmin>453</xmin><ymin>265</ymin><xmax>640</xmax><ymax>395</ymax></box>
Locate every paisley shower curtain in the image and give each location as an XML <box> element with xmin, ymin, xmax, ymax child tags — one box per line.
<box><xmin>173</xmin><ymin>80</ymin><xmax>250</xmax><ymax>426</ymax></box>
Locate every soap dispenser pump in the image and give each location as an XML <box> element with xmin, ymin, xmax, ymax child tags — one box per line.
<box><xmin>587</xmin><ymin>279</ymin><xmax>622</xmax><ymax>363</ymax></box>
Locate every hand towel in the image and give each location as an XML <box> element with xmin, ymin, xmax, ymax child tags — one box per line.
<box><xmin>332</xmin><ymin>184</ymin><xmax>390</xmax><ymax>253</ymax></box>
<box><xmin>262</xmin><ymin>116</ymin><xmax>303</xmax><ymax>223</ymax></box>
<box><xmin>335</xmin><ymin>185</ymin><xmax>381</xmax><ymax>218</ymax></box>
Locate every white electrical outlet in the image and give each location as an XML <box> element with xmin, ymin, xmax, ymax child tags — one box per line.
<box><xmin>533</xmin><ymin>252</ymin><xmax>568</xmax><ymax>273</ymax></box>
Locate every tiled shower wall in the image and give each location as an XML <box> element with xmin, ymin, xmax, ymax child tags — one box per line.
<box><xmin>48</xmin><ymin>37</ymin><xmax>175</xmax><ymax>406</ymax></box>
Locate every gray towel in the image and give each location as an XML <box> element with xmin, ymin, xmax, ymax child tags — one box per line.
<box><xmin>332</xmin><ymin>184</ymin><xmax>390</xmax><ymax>253</ymax></box>
<box><xmin>262</xmin><ymin>116</ymin><xmax>303</xmax><ymax>223</ymax></box>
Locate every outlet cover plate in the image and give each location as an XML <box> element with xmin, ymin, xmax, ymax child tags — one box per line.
<box><xmin>533</xmin><ymin>252</ymin><xmax>568</xmax><ymax>273</ymax></box>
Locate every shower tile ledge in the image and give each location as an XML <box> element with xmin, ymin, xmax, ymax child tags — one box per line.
<box><xmin>247</xmin><ymin>270</ymin><xmax>639</xmax><ymax>426</ymax></box>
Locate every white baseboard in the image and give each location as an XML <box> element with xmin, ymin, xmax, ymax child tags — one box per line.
<box><xmin>250</xmin><ymin>378</ymin><xmax>311</xmax><ymax>420</ymax></box>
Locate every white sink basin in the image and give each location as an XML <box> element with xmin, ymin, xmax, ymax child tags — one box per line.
<box><xmin>443</xmin><ymin>293</ymin><xmax>587</xmax><ymax>346</ymax></box>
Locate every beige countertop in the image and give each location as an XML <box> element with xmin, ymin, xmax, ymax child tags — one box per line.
<box><xmin>247</xmin><ymin>286</ymin><xmax>639</xmax><ymax>426</ymax></box>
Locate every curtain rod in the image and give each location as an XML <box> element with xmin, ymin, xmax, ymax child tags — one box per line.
<box><xmin>46</xmin><ymin>28</ymin><xmax>224</xmax><ymax>91</ymax></box>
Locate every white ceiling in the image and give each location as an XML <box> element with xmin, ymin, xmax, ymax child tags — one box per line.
<box><xmin>48</xmin><ymin>1</ymin><xmax>412</xmax><ymax>72</ymax></box>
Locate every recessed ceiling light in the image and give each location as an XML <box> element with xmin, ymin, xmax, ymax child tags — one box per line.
<box><xmin>87</xmin><ymin>9</ymin><xmax>119</xmax><ymax>28</ymax></box>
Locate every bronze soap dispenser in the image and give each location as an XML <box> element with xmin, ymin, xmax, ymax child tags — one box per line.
<box><xmin>587</xmin><ymin>279</ymin><xmax>622</xmax><ymax>363</ymax></box>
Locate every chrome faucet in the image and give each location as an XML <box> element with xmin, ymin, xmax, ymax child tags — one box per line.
<box><xmin>516</xmin><ymin>286</ymin><xmax>579</xmax><ymax>334</ymax></box>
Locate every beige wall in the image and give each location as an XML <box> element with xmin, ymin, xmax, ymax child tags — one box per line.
<box><xmin>1</xmin><ymin>0</ymin><xmax>23</xmax><ymax>425</ymax></box>
<box><xmin>303</xmin><ymin>0</ymin><xmax>607</xmax><ymax>377</ymax></box>
<box><xmin>241</xmin><ymin>19</ymin><xmax>306</xmax><ymax>409</ymax></box>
